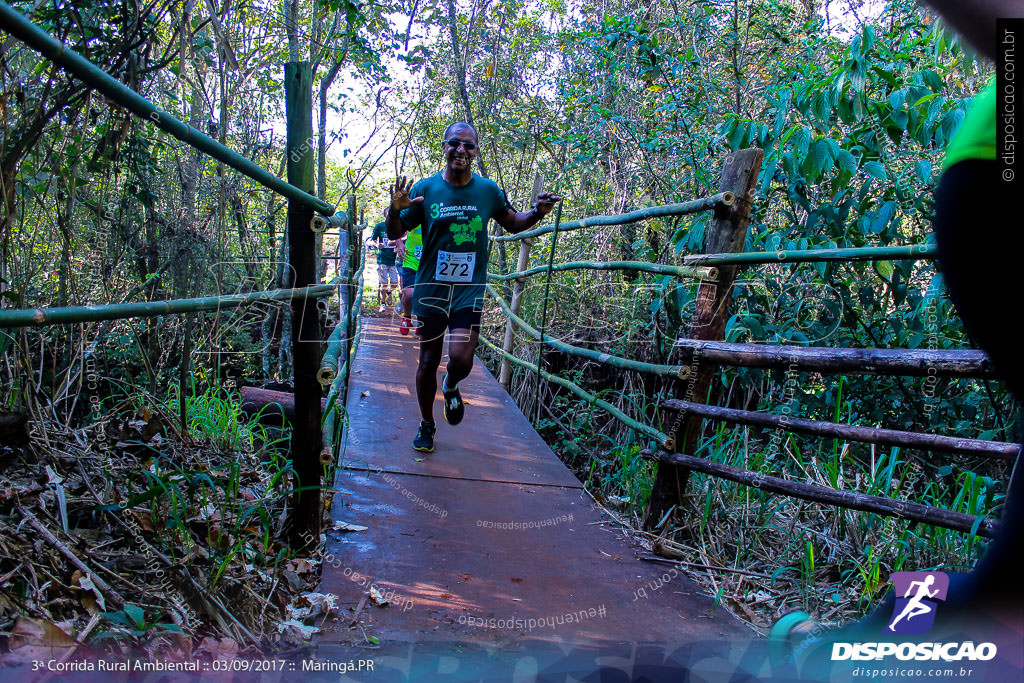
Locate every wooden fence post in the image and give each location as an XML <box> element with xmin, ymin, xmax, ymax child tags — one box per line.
<box><xmin>285</xmin><ymin>61</ymin><xmax>322</xmax><ymax>549</ymax></box>
<box><xmin>644</xmin><ymin>148</ymin><xmax>762</xmax><ymax>530</ymax></box>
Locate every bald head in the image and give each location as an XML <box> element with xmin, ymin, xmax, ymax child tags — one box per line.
<box><xmin>443</xmin><ymin>122</ymin><xmax>479</xmax><ymax>143</ymax></box>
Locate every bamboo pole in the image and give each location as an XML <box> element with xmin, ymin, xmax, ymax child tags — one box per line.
<box><xmin>179</xmin><ymin>314</ymin><xmax>192</xmax><ymax>438</ymax></box>
<box><xmin>641</xmin><ymin>448</ymin><xmax>999</xmax><ymax>538</ymax></box>
<box><xmin>321</xmin><ymin>264</ymin><xmax>364</xmax><ymax>464</ymax></box>
<box><xmin>498</xmin><ymin>172</ymin><xmax>544</xmax><ymax>389</ymax></box>
<box><xmin>321</xmin><ymin>355</ymin><xmax>344</xmax><ymax>465</ymax></box>
<box><xmin>318</xmin><ymin>264</ymin><xmax>363</xmax><ymax>386</ymax></box>
<box><xmin>492</xmin><ymin>193</ymin><xmax>734</xmax><ymax>242</ymax></box>
<box><xmin>673</xmin><ymin>340</ymin><xmax>995</xmax><ymax>378</ymax></box>
<box><xmin>646</xmin><ymin>148</ymin><xmax>763</xmax><ymax>530</ymax></box>
<box><xmin>680</xmin><ymin>244</ymin><xmax>937</xmax><ymax>267</ymax></box>
<box><xmin>488</xmin><ymin>260</ymin><xmax>717</xmax><ymax>282</ymax></box>
<box><xmin>344</xmin><ymin>195</ymin><xmax>359</xmax><ymax>370</ymax></box>
<box><xmin>480</xmin><ymin>335</ymin><xmax>669</xmax><ymax>444</ymax></box>
<box><xmin>0</xmin><ymin>2</ymin><xmax>333</xmax><ymax>216</ymax></box>
<box><xmin>499</xmin><ymin>238</ymin><xmax>533</xmax><ymax>389</ymax></box>
<box><xmin>660</xmin><ymin>399</ymin><xmax>1021</xmax><ymax>458</ymax></box>
<box><xmin>0</xmin><ymin>285</ymin><xmax>337</xmax><ymax>328</ymax></box>
<box><xmin>317</xmin><ymin>227</ymin><xmax>350</xmax><ymax>386</ymax></box>
<box><xmin>486</xmin><ymin>284</ymin><xmax>689</xmax><ymax>380</ymax></box>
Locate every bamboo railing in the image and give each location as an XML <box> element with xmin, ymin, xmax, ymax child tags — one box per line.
<box><xmin>485</xmin><ymin>284</ymin><xmax>689</xmax><ymax>380</ymax></box>
<box><xmin>321</xmin><ymin>208</ymin><xmax>365</xmax><ymax>465</ymax></box>
<box><xmin>672</xmin><ymin>340</ymin><xmax>995</xmax><ymax>378</ymax></box>
<box><xmin>492</xmin><ymin>192</ymin><xmax>734</xmax><ymax>242</ymax></box>
<box><xmin>0</xmin><ymin>285</ymin><xmax>340</xmax><ymax>328</ymax></box>
<box><xmin>488</xmin><ymin>260</ymin><xmax>717</xmax><ymax>282</ymax></box>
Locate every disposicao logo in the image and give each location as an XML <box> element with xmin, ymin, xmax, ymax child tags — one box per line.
<box><xmin>886</xmin><ymin>571</ymin><xmax>949</xmax><ymax>635</ymax></box>
<box><xmin>831</xmin><ymin>571</ymin><xmax>998</xmax><ymax>662</ymax></box>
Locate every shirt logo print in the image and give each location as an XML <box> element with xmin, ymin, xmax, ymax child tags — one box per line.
<box><xmin>450</xmin><ymin>215</ymin><xmax>483</xmax><ymax>246</ymax></box>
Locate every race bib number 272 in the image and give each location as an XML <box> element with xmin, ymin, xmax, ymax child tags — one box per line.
<box><xmin>435</xmin><ymin>251</ymin><xmax>475</xmax><ymax>282</ymax></box>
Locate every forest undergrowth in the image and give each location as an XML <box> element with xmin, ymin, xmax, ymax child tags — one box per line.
<box><xmin>339</xmin><ymin>283</ymin><xmax>999</xmax><ymax>636</ymax></box>
<box><xmin>479</xmin><ymin>308</ymin><xmax>1008</xmax><ymax>635</ymax></box>
<box><xmin>0</xmin><ymin>383</ymin><xmax>336</xmax><ymax>665</ymax></box>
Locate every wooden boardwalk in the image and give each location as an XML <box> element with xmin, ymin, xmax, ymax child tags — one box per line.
<box><xmin>315</xmin><ymin>317</ymin><xmax>753</xmax><ymax>674</ymax></box>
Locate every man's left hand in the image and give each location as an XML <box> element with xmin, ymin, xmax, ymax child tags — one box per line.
<box><xmin>534</xmin><ymin>191</ymin><xmax>562</xmax><ymax>218</ymax></box>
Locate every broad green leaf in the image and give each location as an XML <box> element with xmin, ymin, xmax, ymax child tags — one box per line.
<box><xmin>791</xmin><ymin>127</ymin><xmax>811</xmax><ymax>158</ymax></box>
<box><xmin>124</xmin><ymin>604</ymin><xmax>145</xmax><ymax>628</ymax></box>
<box><xmin>863</xmin><ymin>161</ymin><xmax>887</xmax><ymax>181</ymax></box>
<box><xmin>874</xmin><ymin>260</ymin><xmax>894</xmax><ymax>282</ymax></box>
<box><xmin>915</xmin><ymin>160</ymin><xmax>932</xmax><ymax>184</ymax></box>
<box><xmin>836</xmin><ymin>149</ymin><xmax>857</xmax><ymax>174</ymax></box>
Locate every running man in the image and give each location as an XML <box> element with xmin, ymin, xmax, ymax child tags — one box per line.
<box><xmin>368</xmin><ymin>221</ymin><xmax>399</xmax><ymax>313</ymax></box>
<box><xmin>386</xmin><ymin>121</ymin><xmax>561</xmax><ymax>452</ymax></box>
<box><xmin>887</xmin><ymin>574</ymin><xmax>940</xmax><ymax>632</ymax></box>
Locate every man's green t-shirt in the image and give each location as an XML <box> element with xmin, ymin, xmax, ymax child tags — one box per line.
<box><xmin>945</xmin><ymin>79</ymin><xmax>997</xmax><ymax>169</ymax></box>
<box><xmin>370</xmin><ymin>222</ymin><xmax>397</xmax><ymax>266</ymax></box>
<box><xmin>399</xmin><ymin>172</ymin><xmax>512</xmax><ymax>317</ymax></box>
<box><xmin>403</xmin><ymin>227</ymin><xmax>423</xmax><ymax>271</ymax></box>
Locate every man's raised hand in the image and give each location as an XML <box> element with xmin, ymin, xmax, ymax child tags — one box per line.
<box><xmin>534</xmin><ymin>191</ymin><xmax>562</xmax><ymax>218</ymax></box>
<box><xmin>390</xmin><ymin>176</ymin><xmax>425</xmax><ymax>212</ymax></box>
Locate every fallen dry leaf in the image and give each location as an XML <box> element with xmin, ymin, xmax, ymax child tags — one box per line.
<box><xmin>369</xmin><ymin>586</ymin><xmax>388</xmax><ymax>607</ymax></box>
<box><xmin>127</xmin><ymin>508</ymin><xmax>156</xmax><ymax>532</ymax></box>
<box><xmin>277</xmin><ymin>619</ymin><xmax>320</xmax><ymax>640</ymax></box>
<box><xmin>286</xmin><ymin>592</ymin><xmax>338</xmax><ymax>621</ymax></box>
<box><xmin>286</xmin><ymin>558</ymin><xmax>315</xmax><ymax>574</ymax></box>
<box><xmin>8</xmin><ymin>616</ymin><xmax>78</xmax><ymax>661</ymax></box>
<box><xmin>72</xmin><ymin>570</ymin><xmax>106</xmax><ymax>612</ymax></box>
<box><xmin>331</xmin><ymin>520</ymin><xmax>367</xmax><ymax>532</ymax></box>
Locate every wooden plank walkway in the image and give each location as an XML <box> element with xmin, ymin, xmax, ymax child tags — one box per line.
<box><xmin>315</xmin><ymin>316</ymin><xmax>752</xmax><ymax>670</ymax></box>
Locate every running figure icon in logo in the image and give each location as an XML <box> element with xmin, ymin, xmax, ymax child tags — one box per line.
<box><xmin>886</xmin><ymin>572</ymin><xmax>950</xmax><ymax>635</ymax></box>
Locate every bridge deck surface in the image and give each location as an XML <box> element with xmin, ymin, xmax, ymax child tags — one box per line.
<box><xmin>316</xmin><ymin>316</ymin><xmax>751</xmax><ymax>657</ymax></box>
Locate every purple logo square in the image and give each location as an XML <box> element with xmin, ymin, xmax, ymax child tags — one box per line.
<box><xmin>885</xmin><ymin>571</ymin><xmax>949</xmax><ymax>635</ymax></box>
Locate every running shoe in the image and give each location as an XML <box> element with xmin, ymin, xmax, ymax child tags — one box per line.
<box><xmin>442</xmin><ymin>375</ymin><xmax>464</xmax><ymax>425</ymax></box>
<box><xmin>400</xmin><ymin>317</ymin><xmax>411</xmax><ymax>336</ymax></box>
<box><xmin>413</xmin><ymin>420</ymin><xmax>435</xmax><ymax>452</ymax></box>
<box><xmin>378</xmin><ymin>304</ymin><xmax>386</xmax><ymax>313</ymax></box>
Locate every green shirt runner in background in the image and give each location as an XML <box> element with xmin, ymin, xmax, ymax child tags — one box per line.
<box><xmin>399</xmin><ymin>172</ymin><xmax>512</xmax><ymax>318</ymax></box>
<box><xmin>403</xmin><ymin>226</ymin><xmax>423</xmax><ymax>271</ymax></box>
<box><xmin>370</xmin><ymin>222</ymin><xmax>397</xmax><ymax>266</ymax></box>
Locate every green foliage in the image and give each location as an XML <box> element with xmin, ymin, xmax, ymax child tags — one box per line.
<box><xmin>112</xmin><ymin>441</ymin><xmax>292</xmax><ymax>584</ymax></box>
<box><xmin>96</xmin><ymin>605</ymin><xmax>183</xmax><ymax>645</ymax></box>
<box><xmin>178</xmin><ymin>386</ymin><xmax>266</xmax><ymax>453</ymax></box>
